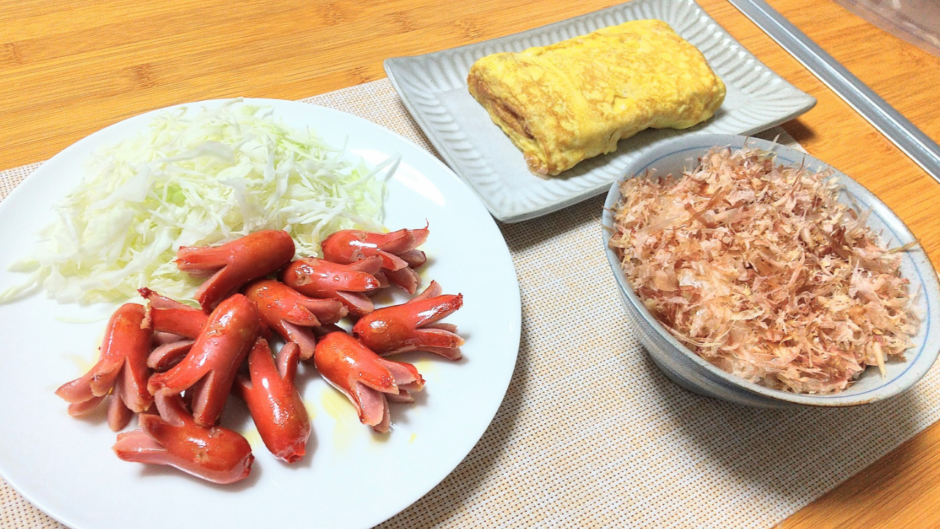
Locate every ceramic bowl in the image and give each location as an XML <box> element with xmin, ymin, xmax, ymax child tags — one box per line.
<box><xmin>602</xmin><ymin>134</ymin><xmax>940</xmax><ymax>407</ymax></box>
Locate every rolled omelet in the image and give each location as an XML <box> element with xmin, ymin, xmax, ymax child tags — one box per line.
<box><xmin>467</xmin><ymin>20</ymin><xmax>726</xmax><ymax>176</ymax></box>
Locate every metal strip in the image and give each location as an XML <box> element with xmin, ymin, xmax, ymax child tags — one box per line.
<box><xmin>727</xmin><ymin>0</ymin><xmax>940</xmax><ymax>184</ymax></box>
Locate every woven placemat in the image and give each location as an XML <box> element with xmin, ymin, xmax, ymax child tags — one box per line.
<box><xmin>3</xmin><ymin>79</ymin><xmax>940</xmax><ymax>528</ymax></box>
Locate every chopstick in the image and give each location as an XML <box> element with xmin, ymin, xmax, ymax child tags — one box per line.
<box><xmin>727</xmin><ymin>0</ymin><xmax>940</xmax><ymax>185</ymax></box>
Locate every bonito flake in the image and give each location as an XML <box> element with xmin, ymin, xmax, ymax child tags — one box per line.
<box><xmin>609</xmin><ymin>146</ymin><xmax>919</xmax><ymax>394</ymax></box>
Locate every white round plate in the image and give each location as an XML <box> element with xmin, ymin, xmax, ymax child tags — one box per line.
<box><xmin>0</xmin><ymin>99</ymin><xmax>521</xmax><ymax>529</ymax></box>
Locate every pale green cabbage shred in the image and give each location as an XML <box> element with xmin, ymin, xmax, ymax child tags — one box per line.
<box><xmin>1</xmin><ymin>100</ymin><xmax>393</xmax><ymax>304</ymax></box>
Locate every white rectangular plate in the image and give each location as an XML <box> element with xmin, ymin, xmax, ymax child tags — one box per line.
<box><xmin>384</xmin><ymin>0</ymin><xmax>816</xmax><ymax>223</ymax></box>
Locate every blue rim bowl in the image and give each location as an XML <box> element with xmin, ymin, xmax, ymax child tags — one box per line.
<box><xmin>602</xmin><ymin>134</ymin><xmax>940</xmax><ymax>407</ymax></box>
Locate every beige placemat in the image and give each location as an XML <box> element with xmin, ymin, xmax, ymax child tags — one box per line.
<box><xmin>4</xmin><ymin>79</ymin><xmax>940</xmax><ymax>528</ymax></box>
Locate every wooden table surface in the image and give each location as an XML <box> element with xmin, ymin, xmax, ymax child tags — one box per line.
<box><xmin>3</xmin><ymin>0</ymin><xmax>940</xmax><ymax>526</ymax></box>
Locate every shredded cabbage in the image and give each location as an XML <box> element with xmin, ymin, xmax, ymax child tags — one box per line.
<box><xmin>2</xmin><ymin>100</ymin><xmax>393</xmax><ymax>305</ymax></box>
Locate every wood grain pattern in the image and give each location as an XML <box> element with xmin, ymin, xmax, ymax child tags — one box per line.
<box><xmin>2</xmin><ymin>0</ymin><xmax>940</xmax><ymax>526</ymax></box>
